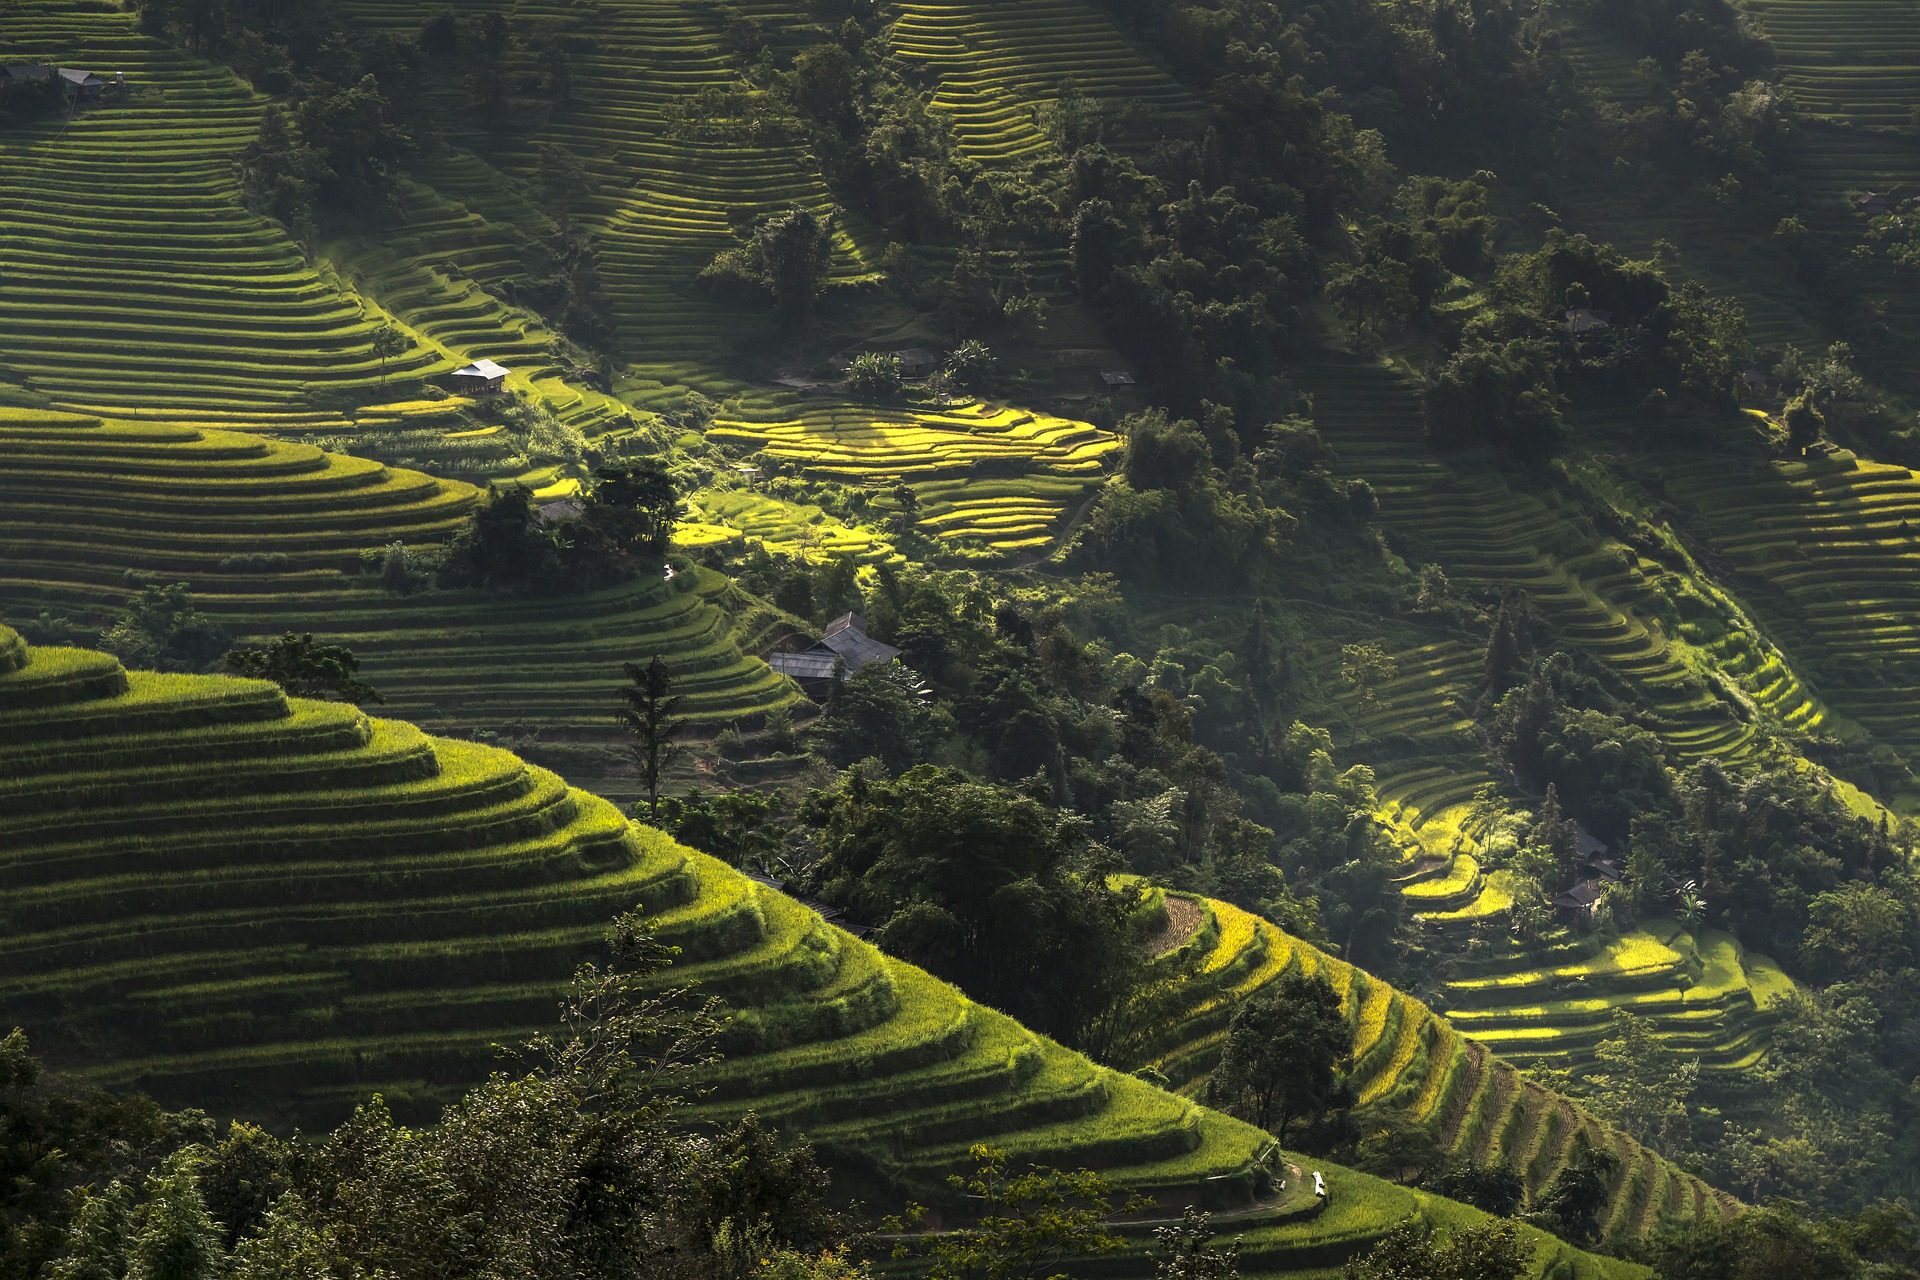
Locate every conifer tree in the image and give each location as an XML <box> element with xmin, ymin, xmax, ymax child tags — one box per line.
<box><xmin>1484</xmin><ymin>601</ymin><xmax>1522</xmax><ymax>697</ymax></box>
<box><xmin>620</xmin><ymin>656</ymin><xmax>686</xmax><ymax>821</ymax></box>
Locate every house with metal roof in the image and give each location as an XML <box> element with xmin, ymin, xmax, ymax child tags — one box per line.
<box><xmin>451</xmin><ymin>359</ymin><xmax>510</xmax><ymax>393</ymax></box>
<box><xmin>766</xmin><ymin>613</ymin><xmax>902</xmax><ymax>695</ymax></box>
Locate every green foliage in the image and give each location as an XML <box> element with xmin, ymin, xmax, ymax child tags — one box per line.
<box><xmin>655</xmin><ymin>786</ymin><xmax>777</xmax><ymax>871</ymax></box>
<box><xmin>99</xmin><ymin>583</ymin><xmax>228</xmax><ymax>673</ymax></box>
<box><xmin>1578</xmin><ymin>1011</ymin><xmax>1706</xmax><ymax>1157</ymax></box>
<box><xmin>700</xmin><ymin>208</ymin><xmax>833</xmax><ymax>330</ymax></box>
<box><xmin>1207</xmin><ymin>970</ymin><xmax>1350</xmax><ymax>1142</ymax></box>
<box><xmin>1150</xmin><ymin>1207</ymin><xmax>1239</xmax><ymax>1280</ymax></box>
<box><xmin>1784</xmin><ymin>389</ymin><xmax>1825</xmax><ymax>452</ymax></box>
<box><xmin>1639</xmin><ymin>1201</ymin><xmax>1920</xmax><ymax>1280</ymax></box>
<box><xmin>802</xmin><ymin>764</ymin><xmax>1147</xmax><ymax>1046</ymax></box>
<box><xmin>1342</xmin><ymin>1219</ymin><xmax>1531</xmax><ymax>1280</ymax></box>
<box><xmin>2</xmin><ymin>1028</ymin><xmax>209</xmax><ymax>1280</ymax></box>
<box><xmin>440</xmin><ymin>485</ymin><xmax>630</xmax><ymax>595</ymax></box>
<box><xmin>1525</xmin><ymin>1142</ymin><xmax>1618</xmax><ymax>1245</ymax></box>
<box><xmin>243</xmin><ymin>76</ymin><xmax>412</xmax><ymax>225</ymax></box>
<box><xmin>128</xmin><ymin>1150</ymin><xmax>225</xmax><ymax>1280</ymax></box>
<box><xmin>816</xmin><ymin>662</ymin><xmax>946</xmax><ymax>771</ymax></box>
<box><xmin>225</xmin><ymin>633</ymin><xmax>382</xmax><ymax>705</ymax></box>
<box><xmin>1417</xmin><ymin>1159</ymin><xmax>1524</xmax><ymax>1219</ymax></box>
<box><xmin>1077</xmin><ymin>411</ymin><xmax>1293</xmax><ymax>586</ymax></box>
<box><xmin>588</xmin><ymin>459</ymin><xmax>682</xmax><ymax>562</ymax></box>
<box><xmin>621</xmin><ymin>656</ymin><xmax>686</xmax><ymax>820</ymax></box>
<box><xmin>45</xmin><ymin>1184</ymin><xmax>134</xmax><ymax>1280</ymax></box>
<box><xmin>891</xmin><ymin>1146</ymin><xmax>1146</xmax><ymax>1280</ymax></box>
<box><xmin>843</xmin><ymin>353</ymin><xmax>902</xmax><ymax>400</ymax></box>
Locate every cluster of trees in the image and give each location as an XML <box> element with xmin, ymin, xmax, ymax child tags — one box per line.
<box><xmin>1420</xmin><ymin>230</ymin><xmax>1751</xmax><ymax>462</ymax></box>
<box><xmin>439</xmin><ymin>458</ymin><xmax>681</xmax><ymax>595</ymax></box>
<box><xmin>1072</xmin><ymin>407</ymin><xmax>1382</xmax><ymax>591</ymax></box>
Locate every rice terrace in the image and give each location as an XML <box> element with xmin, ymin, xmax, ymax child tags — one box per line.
<box><xmin>3</xmin><ymin>0</ymin><xmax>1920</xmax><ymax>1275</ymax></box>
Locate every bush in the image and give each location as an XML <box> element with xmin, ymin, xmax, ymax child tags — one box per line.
<box><xmin>843</xmin><ymin>353</ymin><xmax>902</xmax><ymax>399</ymax></box>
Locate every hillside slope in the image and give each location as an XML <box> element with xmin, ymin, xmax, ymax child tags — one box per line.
<box><xmin>0</xmin><ymin>408</ymin><xmax>790</xmax><ymax>735</ymax></box>
<box><xmin>0</xmin><ymin>623</ymin><xmax>1645</xmax><ymax>1276</ymax></box>
<box><xmin>1128</xmin><ymin>892</ymin><xmax>1739</xmax><ymax>1248</ymax></box>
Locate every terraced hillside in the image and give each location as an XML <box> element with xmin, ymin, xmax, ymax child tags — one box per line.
<box><xmin>331</xmin><ymin>0</ymin><xmax>875</xmax><ymax>369</ymax></box>
<box><xmin>0</xmin><ymin>625</ymin><xmax>1649</xmax><ymax>1277</ymax></box>
<box><xmin>1132</xmin><ymin>893</ymin><xmax>1740</xmax><ymax>1246</ymax></box>
<box><xmin>708</xmin><ymin>396</ymin><xmax>1121</xmax><ymax>554</ymax></box>
<box><xmin>0</xmin><ymin>408</ymin><xmax>790</xmax><ymax>735</ymax></box>
<box><xmin>0</xmin><ymin>2</ymin><xmax>443</xmax><ymax>420</ymax></box>
<box><xmin>888</xmin><ymin>0</ymin><xmax>1199</xmax><ymax>164</ymax></box>
<box><xmin>1269</xmin><ymin>363</ymin><xmax>1813</xmax><ymax>1076</ymax></box>
<box><xmin>1659</xmin><ymin>449</ymin><xmax>1920</xmax><ymax>800</ymax></box>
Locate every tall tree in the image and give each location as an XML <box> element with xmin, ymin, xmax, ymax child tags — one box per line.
<box><xmin>587</xmin><ymin>459</ymin><xmax>680</xmax><ymax>561</ymax></box>
<box><xmin>371</xmin><ymin>324</ymin><xmax>407</xmax><ymax>386</ymax></box>
<box><xmin>1208</xmin><ymin>971</ymin><xmax>1349</xmax><ymax>1143</ymax></box>
<box><xmin>1339</xmin><ymin>641</ymin><xmax>1398</xmax><ymax>730</ymax></box>
<box><xmin>620</xmin><ymin>657</ymin><xmax>686</xmax><ymax>820</ymax></box>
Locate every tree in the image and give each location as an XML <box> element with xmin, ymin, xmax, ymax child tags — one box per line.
<box><xmin>587</xmin><ymin>459</ymin><xmax>680</xmax><ymax>561</ymax></box>
<box><xmin>1339</xmin><ymin>642</ymin><xmax>1398</xmax><ymax>728</ymax></box>
<box><xmin>816</xmin><ymin>662</ymin><xmax>942</xmax><ymax>771</ymax></box>
<box><xmin>1419</xmin><ymin>1157</ymin><xmax>1525</xmax><ymax>1217</ymax></box>
<box><xmin>1640</xmin><ymin>1202</ymin><xmax>1918</xmax><ymax>1280</ymax></box>
<box><xmin>99</xmin><ymin>582</ymin><xmax>229</xmax><ymax>673</ymax></box>
<box><xmin>753</xmin><ymin>206</ymin><xmax>834</xmax><ymax>329</ymax></box>
<box><xmin>1530</xmin><ymin>782</ymin><xmax>1578</xmax><ymax>887</ymax></box>
<box><xmin>225</xmin><ymin>633</ymin><xmax>383</xmax><ymax>705</ymax></box>
<box><xmin>535</xmin><ymin>141</ymin><xmax>591</xmax><ymax>229</ymax></box>
<box><xmin>1207</xmin><ymin>970</ymin><xmax>1349</xmax><ymax>1142</ymax></box>
<box><xmin>942</xmin><ymin>340</ymin><xmax>996</xmax><ymax>392</ymax></box>
<box><xmin>46</xmin><ymin>1182</ymin><xmax>135</xmax><ymax>1280</ymax></box>
<box><xmin>620</xmin><ymin>656</ymin><xmax>686</xmax><ymax>820</ymax></box>
<box><xmin>895</xmin><ymin>1145</ymin><xmax>1146</xmax><ymax>1280</ymax></box>
<box><xmin>1582</xmin><ymin>1010</ymin><xmax>1701</xmax><ymax>1155</ymax></box>
<box><xmin>1784</xmin><ymin>389</ymin><xmax>1824</xmax><ymax>452</ymax></box>
<box><xmin>1343</xmin><ymin>1220</ymin><xmax>1532</xmax><ymax>1280</ymax></box>
<box><xmin>1484</xmin><ymin>603</ymin><xmax>1523</xmax><ymax>697</ymax></box>
<box><xmin>1151</xmin><ymin>1207</ymin><xmax>1240</xmax><ymax>1280</ymax></box>
<box><xmin>844</xmin><ymin>352</ymin><xmax>902</xmax><ymax>399</ymax></box>
<box><xmin>1527</xmin><ymin>1141</ymin><xmax>1619</xmax><ymax>1244</ymax></box>
<box><xmin>802</xmin><ymin>764</ymin><xmax>1143</xmax><ymax>1044</ymax></box>
<box><xmin>371</xmin><ymin>323</ymin><xmax>407</xmax><ymax>386</ymax></box>
<box><xmin>128</xmin><ymin>1150</ymin><xmax>225</xmax><ymax>1280</ymax></box>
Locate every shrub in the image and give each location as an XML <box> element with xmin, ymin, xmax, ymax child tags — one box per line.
<box><xmin>844</xmin><ymin>353</ymin><xmax>902</xmax><ymax>399</ymax></box>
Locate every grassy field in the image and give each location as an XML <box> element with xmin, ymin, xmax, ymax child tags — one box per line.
<box><xmin>1127</xmin><ymin>893</ymin><xmax>1740</xmax><ymax>1246</ymax></box>
<box><xmin>0</xmin><ymin>408</ymin><xmax>792</xmax><ymax>737</ymax></box>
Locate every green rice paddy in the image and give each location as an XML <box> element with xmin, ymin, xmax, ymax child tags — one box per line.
<box><xmin>0</xmin><ymin>408</ymin><xmax>791</xmax><ymax>734</ymax></box>
<box><xmin>0</xmin><ymin>621</ymin><xmax>1660</xmax><ymax>1276</ymax></box>
<box><xmin>1130</xmin><ymin>893</ymin><xmax>1738</xmax><ymax>1246</ymax></box>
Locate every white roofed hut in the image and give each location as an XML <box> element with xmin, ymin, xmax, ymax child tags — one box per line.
<box><xmin>451</xmin><ymin>359</ymin><xmax>510</xmax><ymax>393</ymax></box>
